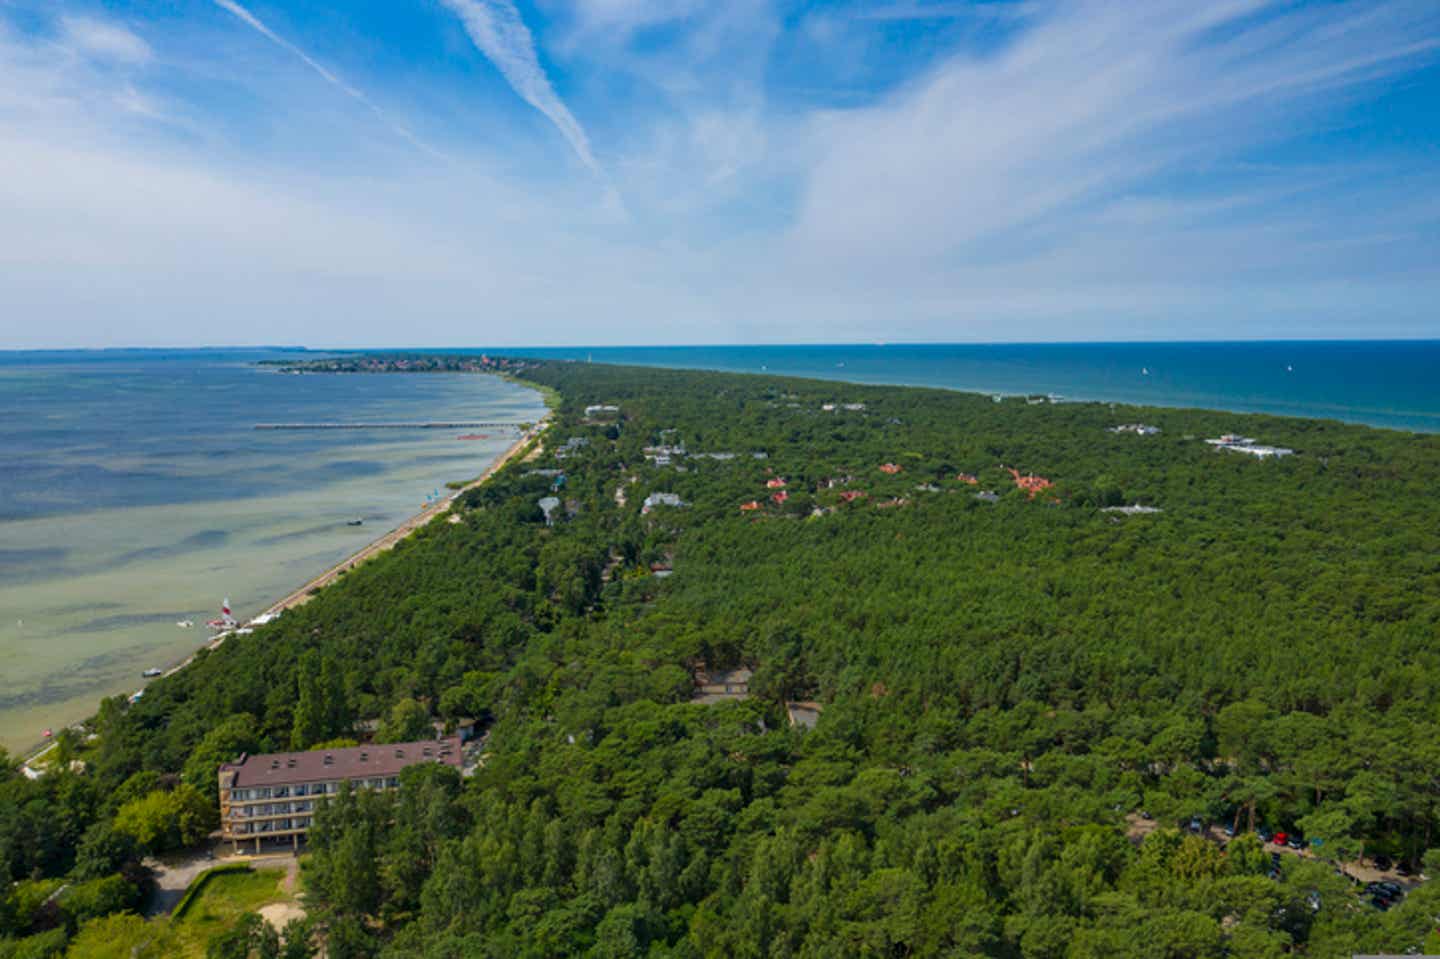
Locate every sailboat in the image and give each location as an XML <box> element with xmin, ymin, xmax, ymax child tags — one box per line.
<box><xmin>206</xmin><ymin>597</ymin><xmax>237</xmax><ymax>632</ymax></box>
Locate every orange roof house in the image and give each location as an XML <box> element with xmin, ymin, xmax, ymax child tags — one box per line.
<box><xmin>957</xmin><ymin>473</ymin><xmax>979</xmax><ymax>485</ymax></box>
<box><xmin>879</xmin><ymin>463</ymin><xmax>902</xmax><ymax>474</ymax></box>
<box><xmin>1007</xmin><ymin>467</ymin><xmax>1055</xmax><ymax>499</ymax></box>
<box><xmin>740</xmin><ymin>500</ymin><xmax>761</xmax><ymax>512</ymax></box>
<box><xmin>838</xmin><ymin>490</ymin><xmax>867</xmax><ymax>504</ymax></box>
<box><xmin>771</xmin><ymin>491</ymin><xmax>790</xmax><ymax>504</ymax></box>
<box><xmin>766</xmin><ymin>477</ymin><xmax>787</xmax><ymax>489</ymax></box>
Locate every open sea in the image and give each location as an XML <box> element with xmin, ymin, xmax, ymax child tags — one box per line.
<box><xmin>0</xmin><ymin>350</ymin><xmax>545</xmax><ymax>754</ymax></box>
<box><xmin>2</xmin><ymin>340</ymin><xmax>1436</xmax><ymax>753</ymax></box>
<box><xmin>496</xmin><ymin>340</ymin><xmax>1440</xmax><ymax>434</ymax></box>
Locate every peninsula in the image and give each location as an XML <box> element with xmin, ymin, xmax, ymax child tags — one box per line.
<box><xmin>4</xmin><ymin>357</ymin><xmax>1439</xmax><ymax>958</ymax></box>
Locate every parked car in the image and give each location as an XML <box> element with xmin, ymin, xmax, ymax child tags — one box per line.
<box><xmin>1187</xmin><ymin>817</ymin><xmax>1204</xmax><ymax>834</ymax></box>
<box><xmin>1223</xmin><ymin>824</ymin><xmax>1235</xmax><ymax>837</ymax></box>
<box><xmin>1286</xmin><ymin>836</ymin><xmax>1305</xmax><ymax>850</ymax></box>
<box><xmin>1257</xmin><ymin>827</ymin><xmax>1272</xmax><ymax>842</ymax></box>
<box><xmin>1373</xmin><ymin>854</ymin><xmax>1393</xmax><ymax>871</ymax></box>
<box><xmin>1273</xmin><ymin>831</ymin><xmax>1289</xmax><ymax>845</ymax></box>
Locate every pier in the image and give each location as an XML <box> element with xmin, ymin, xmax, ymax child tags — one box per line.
<box><xmin>254</xmin><ymin>422</ymin><xmax>526</xmax><ymax>430</ymax></box>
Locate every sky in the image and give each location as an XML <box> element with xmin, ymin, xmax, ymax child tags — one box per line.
<box><xmin>0</xmin><ymin>0</ymin><xmax>1438</xmax><ymax>348</ymax></box>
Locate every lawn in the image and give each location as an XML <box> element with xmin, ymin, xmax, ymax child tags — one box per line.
<box><xmin>169</xmin><ymin>866</ymin><xmax>292</xmax><ymax>958</ymax></box>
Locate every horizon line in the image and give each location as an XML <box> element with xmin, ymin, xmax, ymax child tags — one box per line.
<box><xmin>3</xmin><ymin>337</ymin><xmax>1440</xmax><ymax>354</ymax></box>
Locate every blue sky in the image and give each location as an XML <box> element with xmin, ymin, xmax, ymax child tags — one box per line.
<box><xmin>1</xmin><ymin>0</ymin><xmax>1438</xmax><ymax>347</ymax></box>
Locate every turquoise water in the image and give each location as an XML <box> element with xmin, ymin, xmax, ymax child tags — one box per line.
<box><xmin>490</xmin><ymin>341</ymin><xmax>1440</xmax><ymax>433</ymax></box>
<box><xmin>0</xmin><ymin>350</ymin><xmax>545</xmax><ymax>753</ymax></box>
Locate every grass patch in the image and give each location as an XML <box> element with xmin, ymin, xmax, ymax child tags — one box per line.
<box><xmin>169</xmin><ymin>866</ymin><xmax>290</xmax><ymax>958</ymax></box>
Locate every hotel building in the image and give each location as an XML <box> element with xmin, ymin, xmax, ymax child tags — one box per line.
<box><xmin>218</xmin><ymin>736</ymin><xmax>462</xmax><ymax>852</ymax></box>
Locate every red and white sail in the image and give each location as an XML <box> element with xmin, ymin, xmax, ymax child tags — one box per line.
<box><xmin>207</xmin><ymin>597</ymin><xmax>237</xmax><ymax>631</ymax></box>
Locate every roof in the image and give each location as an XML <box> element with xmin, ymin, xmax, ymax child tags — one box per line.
<box><xmin>221</xmin><ymin>736</ymin><xmax>462</xmax><ymax>788</ymax></box>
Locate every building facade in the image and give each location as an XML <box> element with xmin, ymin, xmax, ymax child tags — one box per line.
<box><xmin>218</xmin><ymin>737</ymin><xmax>462</xmax><ymax>851</ymax></box>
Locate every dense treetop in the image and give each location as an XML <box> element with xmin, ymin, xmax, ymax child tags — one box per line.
<box><xmin>5</xmin><ymin>359</ymin><xmax>1440</xmax><ymax>958</ymax></box>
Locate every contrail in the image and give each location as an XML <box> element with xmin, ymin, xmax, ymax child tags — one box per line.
<box><xmin>212</xmin><ymin>0</ymin><xmax>444</xmax><ymax>159</ymax></box>
<box><xmin>437</xmin><ymin>0</ymin><xmax>601</xmax><ymax>177</ymax></box>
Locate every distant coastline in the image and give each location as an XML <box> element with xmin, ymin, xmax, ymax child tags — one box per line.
<box><xmin>269</xmin><ymin>342</ymin><xmax>1440</xmax><ymax>434</ymax></box>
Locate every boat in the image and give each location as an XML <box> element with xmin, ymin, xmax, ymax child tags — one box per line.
<box><xmin>176</xmin><ymin>620</ymin><xmax>194</xmax><ymax>628</ymax></box>
<box><xmin>206</xmin><ymin>597</ymin><xmax>237</xmax><ymax>632</ymax></box>
<box><xmin>142</xmin><ymin>668</ymin><xmax>163</xmax><ymax>678</ymax></box>
<box><xmin>347</xmin><ymin>519</ymin><xmax>364</xmax><ymax>526</ymax></box>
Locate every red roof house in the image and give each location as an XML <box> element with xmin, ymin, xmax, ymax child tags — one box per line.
<box><xmin>1007</xmin><ymin>467</ymin><xmax>1055</xmax><ymax>499</ymax></box>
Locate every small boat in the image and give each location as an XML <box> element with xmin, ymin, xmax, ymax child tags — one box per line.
<box><xmin>142</xmin><ymin>668</ymin><xmax>163</xmax><ymax>678</ymax></box>
<box><xmin>1142</xmin><ymin>367</ymin><xmax>1150</xmax><ymax>376</ymax></box>
<box><xmin>347</xmin><ymin>519</ymin><xmax>364</xmax><ymax>527</ymax></box>
<box><xmin>206</xmin><ymin>598</ymin><xmax>236</xmax><ymax>632</ymax></box>
<box><xmin>176</xmin><ymin>620</ymin><xmax>194</xmax><ymax>628</ymax></box>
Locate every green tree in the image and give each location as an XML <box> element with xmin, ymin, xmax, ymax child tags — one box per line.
<box><xmin>112</xmin><ymin>786</ymin><xmax>213</xmax><ymax>853</ymax></box>
<box><xmin>183</xmin><ymin>714</ymin><xmax>264</xmax><ymax>798</ymax></box>
<box><xmin>378</xmin><ymin>698</ymin><xmax>432</xmax><ymax>744</ymax></box>
<box><xmin>64</xmin><ymin>912</ymin><xmax>171</xmax><ymax>958</ymax></box>
<box><xmin>71</xmin><ymin>822</ymin><xmax>138</xmax><ymax>882</ymax></box>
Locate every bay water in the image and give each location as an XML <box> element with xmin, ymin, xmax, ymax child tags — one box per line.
<box><xmin>0</xmin><ymin>350</ymin><xmax>545</xmax><ymax>754</ymax></box>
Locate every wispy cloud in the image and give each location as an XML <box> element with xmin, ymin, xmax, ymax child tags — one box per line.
<box><xmin>438</xmin><ymin>0</ymin><xmax>601</xmax><ymax>177</ymax></box>
<box><xmin>2</xmin><ymin>0</ymin><xmax>1439</xmax><ymax>347</ymax></box>
<box><xmin>211</xmin><ymin>0</ymin><xmax>443</xmax><ymax>158</ymax></box>
<box><xmin>59</xmin><ymin>16</ymin><xmax>151</xmax><ymax>64</ymax></box>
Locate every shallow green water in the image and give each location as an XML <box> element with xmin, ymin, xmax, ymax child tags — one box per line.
<box><xmin>0</xmin><ymin>351</ymin><xmax>545</xmax><ymax>753</ymax></box>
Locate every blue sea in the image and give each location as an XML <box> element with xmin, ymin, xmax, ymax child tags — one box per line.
<box><xmin>0</xmin><ymin>350</ymin><xmax>545</xmax><ymax>752</ymax></box>
<box><xmin>492</xmin><ymin>341</ymin><xmax>1440</xmax><ymax>434</ymax></box>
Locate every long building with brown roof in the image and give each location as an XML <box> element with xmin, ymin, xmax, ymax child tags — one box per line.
<box><xmin>218</xmin><ymin>737</ymin><xmax>462</xmax><ymax>851</ymax></box>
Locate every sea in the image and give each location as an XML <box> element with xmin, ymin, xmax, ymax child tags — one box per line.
<box><xmin>0</xmin><ymin>350</ymin><xmax>546</xmax><ymax>754</ymax></box>
<box><xmin>2</xmin><ymin>340</ymin><xmax>1436</xmax><ymax>754</ymax></box>
<box><xmin>494</xmin><ymin>340</ymin><xmax>1440</xmax><ymax>434</ymax></box>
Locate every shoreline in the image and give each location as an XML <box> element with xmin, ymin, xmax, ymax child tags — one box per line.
<box><xmin>20</xmin><ymin>417</ymin><xmax>547</xmax><ymax>771</ymax></box>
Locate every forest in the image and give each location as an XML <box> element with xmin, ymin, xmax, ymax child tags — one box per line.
<box><xmin>4</xmin><ymin>358</ymin><xmax>1440</xmax><ymax>957</ymax></box>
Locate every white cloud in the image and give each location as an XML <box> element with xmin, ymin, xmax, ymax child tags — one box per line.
<box><xmin>786</xmin><ymin>0</ymin><xmax>1440</xmax><ymax>286</ymax></box>
<box><xmin>438</xmin><ymin>0</ymin><xmax>601</xmax><ymax>177</ymax></box>
<box><xmin>1</xmin><ymin>0</ymin><xmax>1438</xmax><ymax>348</ymax></box>
<box><xmin>60</xmin><ymin>16</ymin><xmax>151</xmax><ymax>64</ymax></box>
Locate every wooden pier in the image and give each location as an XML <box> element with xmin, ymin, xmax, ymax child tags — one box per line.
<box><xmin>255</xmin><ymin>422</ymin><xmax>526</xmax><ymax>430</ymax></box>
